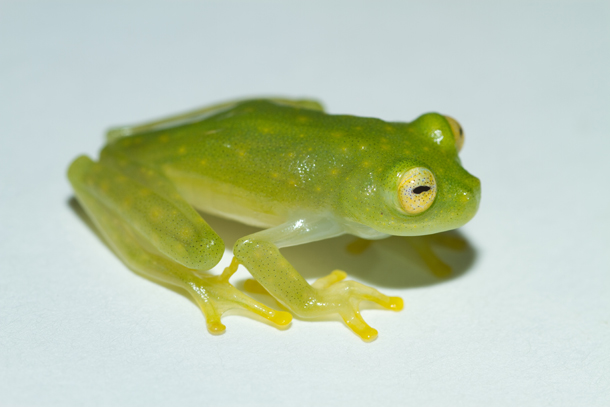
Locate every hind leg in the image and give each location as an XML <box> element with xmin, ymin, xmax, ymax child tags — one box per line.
<box><xmin>68</xmin><ymin>155</ymin><xmax>291</xmax><ymax>333</ymax></box>
<box><xmin>106</xmin><ymin>97</ymin><xmax>324</xmax><ymax>140</ymax></box>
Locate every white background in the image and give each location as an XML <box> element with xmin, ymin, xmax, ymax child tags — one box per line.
<box><xmin>1</xmin><ymin>1</ymin><xmax>609</xmax><ymax>406</ymax></box>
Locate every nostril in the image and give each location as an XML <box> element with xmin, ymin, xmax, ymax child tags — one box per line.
<box><xmin>468</xmin><ymin>176</ymin><xmax>481</xmax><ymax>192</ymax></box>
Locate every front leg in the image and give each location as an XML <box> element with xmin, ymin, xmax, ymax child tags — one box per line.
<box><xmin>233</xmin><ymin>216</ymin><xmax>403</xmax><ymax>341</ymax></box>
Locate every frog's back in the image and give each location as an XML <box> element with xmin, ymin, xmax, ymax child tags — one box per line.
<box><xmin>103</xmin><ymin>100</ymin><xmax>409</xmax><ymax>226</ymax></box>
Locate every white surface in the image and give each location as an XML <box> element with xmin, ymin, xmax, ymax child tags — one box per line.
<box><xmin>1</xmin><ymin>1</ymin><xmax>609</xmax><ymax>406</ymax></box>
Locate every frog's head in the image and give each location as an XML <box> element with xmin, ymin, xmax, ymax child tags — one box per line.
<box><xmin>340</xmin><ymin>113</ymin><xmax>481</xmax><ymax>236</ymax></box>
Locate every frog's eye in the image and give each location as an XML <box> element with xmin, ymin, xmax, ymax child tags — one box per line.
<box><xmin>444</xmin><ymin>115</ymin><xmax>464</xmax><ymax>152</ymax></box>
<box><xmin>398</xmin><ymin>167</ymin><xmax>437</xmax><ymax>215</ymax></box>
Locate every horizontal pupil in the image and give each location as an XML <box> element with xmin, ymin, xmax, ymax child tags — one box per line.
<box><xmin>413</xmin><ymin>186</ymin><xmax>431</xmax><ymax>194</ymax></box>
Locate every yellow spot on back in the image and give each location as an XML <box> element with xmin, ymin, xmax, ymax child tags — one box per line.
<box><xmin>159</xmin><ymin>134</ymin><xmax>170</xmax><ymax>143</ymax></box>
<box><xmin>150</xmin><ymin>207</ymin><xmax>163</xmax><ymax>221</ymax></box>
<box><xmin>178</xmin><ymin>146</ymin><xmax>187</xmax><ymax>154</ymax></box>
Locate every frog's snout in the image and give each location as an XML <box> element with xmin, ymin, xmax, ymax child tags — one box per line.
<box><xmin>473</xmin><ymin>176</ymin><xmax>481</xmax><ymax>202</ymax></box>
<box><xmin>466</xmin><ymin>176</ymin><xmax>481</xmax><ymax>200</ymax></box>
<box><xmin>459</xmin><ymin>176</ymin><xmax>481</xmax><ymax>221</ymax></box>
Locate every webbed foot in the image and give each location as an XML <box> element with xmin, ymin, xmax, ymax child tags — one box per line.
<box><xmin>186</xmin><ymin>258</ymin><xmax>292</xmax><ymax>334</ymax></box>
<box><xmin>311</xmin><ymin>271</ymin><xmax>403</xmax><ymax>341</ymax></box>
<box><xmin>244</xmin><ymin>270</ymin><xmax>402</xmax><ymax>341</ymax></box>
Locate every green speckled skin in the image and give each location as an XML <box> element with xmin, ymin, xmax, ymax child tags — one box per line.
<box><xmin>68</xmin><ymin>98</ymin><xmax>481</xmax><ymax>341</ymax></box>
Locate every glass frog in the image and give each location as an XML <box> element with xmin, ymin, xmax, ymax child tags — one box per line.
<box><xmin>68</xmin><ymin>98</ymin><xmax>481</xmax><ymax>341</ymax></box>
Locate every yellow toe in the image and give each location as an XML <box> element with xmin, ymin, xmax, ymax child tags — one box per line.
<box><xmin>270</xmin><ymin>311</ymin><xmax>293</xmax><ymax>326</ymax></box>
<box><xmin>244</xmin><ymin>279</ymin><xmax>270</xmax><ymax>295</ymax></box>
<box><xmin>346</xmin><ymin>238</ymin><xmax>373</xmax><ymax>255</ymax></box>
<box><xmin>207</xmin><ymin>321</ymin><xmax>226</xmax><ymax>335</ymax></box>
<box><xmin>331</xmin><ymin>270</ymin><xmax>348</xmax><ymax>280</ymax></box>
<box><xmin>389</xmin><ymin>296</ymin><xmax>404</xmax><ymax>311</ymax></box>
<box><xmin>358</xmin><ymin>327</ymin><xmax>378</xmax><ymax>342</ymax></box>
<box><xmin>429</xmin><ymin>263</ymin><xmax>452</xmax><ymax>278</ymax></box>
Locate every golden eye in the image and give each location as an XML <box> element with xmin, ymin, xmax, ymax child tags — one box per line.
<box><xmin>444</xmin><ymin>115</ymin><xmax>464</xmax><ymax>152</ymax></box>
<box><xmin>398</xmin><ymin>167</ymin><xmax>437</xmax><ymax>214</ymax></box>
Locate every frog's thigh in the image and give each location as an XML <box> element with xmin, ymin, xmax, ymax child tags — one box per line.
<box><xmin>106</xmin><ymin>97</ymin><xmax>324</xmax><ymax>140</ymax></box>
<box><xmin>68</xmin><ymin>155</ymin><xmax>223</xmax><ymax>270</ymax></box>
<box><xmin>106</xmin><ymin>99</ymin><xmax>243</xmax><ymax>139</ymax></box>
<box><xmin>69</xmin><ymin>163</ymin><xmax>200</xmax><ymax>285</ymax></box>
<box><xmin>68</xmin><ymin>156</ymin><xmax>291</xmax><ymax>332</ymax></box>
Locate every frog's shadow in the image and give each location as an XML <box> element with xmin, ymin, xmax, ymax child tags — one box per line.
<box><xmin>69</xmin><ymin>197</ymin><xmax>478</xmax><ymax>291</ymax></box>
<box><xmin>202</xmin><ymin>212</ymin><xmax>478</xmax><ymax>289</ymax></box>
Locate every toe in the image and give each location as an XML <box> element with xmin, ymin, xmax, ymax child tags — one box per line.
<box><xmin>388</xmin><ymin>296</ymin><xmax>404</xmax><ymax>311</ymax></box>
<box><xmin>269</xmin><ymin>310</ymin><xmax>293</xmax><ymax>326</ymax></box>
<box><xmin>312</xmin><ymin>270</ymin><xmax>347</xmax><ymax>289</ymax></box>
<box><xmin>346</xmin><ymin>238</ymin><xmax>373</xmax><ymax>255</ymax></box>
<box><xmin>233</xmin><ymin>291</ymin><xmax>293</xmax><ymax>328</ymax></box>
<box><xmin>341</xmin><ymin>311</ymin><xmax>378</xmax><ymax>342</ymax></box>
<box><xmin>244</xmin><ymin>279</ymin><xmax>270</xmax><ymax>295</ymax></box>
<box><xmin>206</xmin><ymin>320</ymin><xmax>226</xmax><ymax>335</ymax></box>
